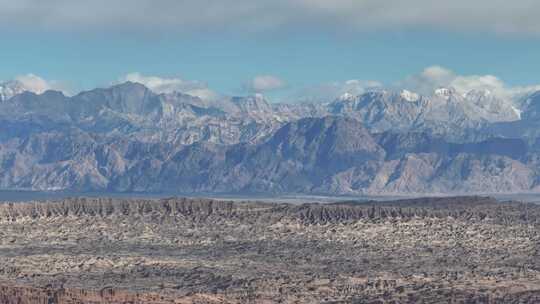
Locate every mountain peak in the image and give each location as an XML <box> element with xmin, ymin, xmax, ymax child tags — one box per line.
<box><xmin>338</xmin><ymin>92</ymin><xmax>356</xmax><ymax>101</ymax></box>
<box><xmin>110</xmin><ymin>81</ymin><xmax>151</xmax><ymax>92</ymax></box>
<box><xmin>231</xmin><ymin>94</ymin><xmax>272</xmax><ymax>114</ymax></box>
<box><xmin>400</xmin><ymin>90</ymin><xmax>420</xmax><ymax>102</ymax></box>
<box><xmin>521</xmin><ymin>91</ymin><xmax>540</xmax><ymax>120</ymax></box>
<box><xmin>40</xmin><ymin>90</ymin><xmax>66</xmax><ymax>98</ymax></box>
<box><xmin>465</xmin><ymin>89</ymin><xmax>493</xmax><ymax>100</ymax></box>
<box><xmin>434</xmin><ymin>87</ymin><xmax>456</xmax><ymax>99</ymax></box>
<box><xmin>0</xmin><ymin>80</ymin><xmax>27</xmax><ymax>102</ymax></box>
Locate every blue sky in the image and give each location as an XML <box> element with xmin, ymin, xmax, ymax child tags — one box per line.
<box><xmin>1</xmin><ymin>0</ymin><xmax>540</xmax><ymax>101</ymax></box>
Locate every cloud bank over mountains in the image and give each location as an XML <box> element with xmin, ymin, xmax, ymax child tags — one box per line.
<box><xmin>118</xmin><ymin>73</ymin><xmax>218</xmax><ymax>101</ymax></box>
<box><xmin>245</xmin><ymin>75</ymin><xmax>287</xmax><ymax>93</ymax></box>
<box><xmin>293</xmin><ymin>66</ymin><xmax>540</xmax><ymax>103</ymax></box>
<box><xmin>13</xmin><ymin>74</ymin><xmax>53</xmax><ymax>93</ymax></box>
<box><xmin>395</xmin><ymin>66</ymin><xmax>540</xmax><ymax>100</ymax></box>
<box><xmin>295</xmin><ymin>80</ymin><xmax>383</xmax><ymax>103</ymax></box>
<box><xmin>0</xmin><ymin>74</ymin><xmax>66</xmax><ymax>101</ymax></box>
<box><xmin>2</xmin><ymin>0</ymin><xmax>539</xmax><ymax>34</ymax></box>
<box><xmin>3</xmin><ymin>66</ymin><xmax>540</xmax><ymax>104</ymax></box>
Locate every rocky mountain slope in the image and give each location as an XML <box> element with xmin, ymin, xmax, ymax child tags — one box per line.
<box><xmin>1</xmin><ymin>82</ymin><xmax>540</xmax><ymax>194</ymax></box>
<box><xmin>1</xmin><ymin>196</ymin><xmax>540</xmax><ymax>303</ymax></box>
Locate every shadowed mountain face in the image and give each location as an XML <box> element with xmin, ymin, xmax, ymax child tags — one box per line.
<box><xmin>252</xmin><ymin>116</ymin><xmax>384</xmax><ymax>176</ymax></box>
<box><xmin>521</xmin><ymin>91</ymin><xmax>540</xmax><ymax>120</ymax></box>
<box><xmin>375</xmin><ymin>132</ymin><xmax>528</xmax><ymax>160</ymax></box>
<box><xmin>0</xmin><ymin>83</ymin><xmax>540</xmax><ymax>194</ymax></box>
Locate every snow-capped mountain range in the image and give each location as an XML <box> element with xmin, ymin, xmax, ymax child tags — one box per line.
<box><xmin>0</xmin><ymin>81</ymin><xmax>539</xmax><ymax>194</ymax></box>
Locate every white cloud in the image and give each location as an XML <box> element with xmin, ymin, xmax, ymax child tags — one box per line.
<box><xmin>508</xmin><ymin>85</ymin><xmax>540</xmax><ymax>99</ymax></box>
<box><xmin>1</xmin><ymin>0</ymin><xmax>539</xmax><ymax>35</ymax></box>
<box><xmin>119</xmin><ymin>73</ymin><xmax>218</xmax><ymax>100</ymax></box>
<box><xmin>295</xmin><ymin>79</ymin><xmax>382</xmax><ymax>103</ymax></box>
<box><xmin>1</xmin><ymin>74</ymin><xmax>66</xmax><ymax>94</ymax></box>
<box><xmin>245</xmin><ymin>75</ymin><xmax>286</xmax><ymax>93</ymax></box>
<box><xmin>0</xmin><ymin>74</ymin><xmax>69</xmax><ymax>100</ymax></box>
<box><xmin>293</xmin><ymin>67</ymin><xmax>540</xmax><ymax>104</ymax></box>
<box><xmin>14</xmin><ymin>74</ymin><xmax>52</xmax><ymax>94</ymax></box>
<box><xmin>397</xmin><ymin>66</ymin><xmax>540</xmax><ymax>100</ymax></box>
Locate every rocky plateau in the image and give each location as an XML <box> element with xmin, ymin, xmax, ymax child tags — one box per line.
<box><xmin>1</xmin><ymin>196</ymin><xmax>540</xmax><ymax>303</ymax></box>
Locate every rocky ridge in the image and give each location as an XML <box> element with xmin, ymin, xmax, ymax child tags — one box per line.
<box><xmin>1</xmin><ymin>82</ymin><xmax>540</xmax><ymax>194</ymax></box>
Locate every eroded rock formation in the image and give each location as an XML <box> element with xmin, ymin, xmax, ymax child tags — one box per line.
<box><xmin>1</xmin><ymin>196</ymin><xmax>540</xmax><ymax>303</ymax></box>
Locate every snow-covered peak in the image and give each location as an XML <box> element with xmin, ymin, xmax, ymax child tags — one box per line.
<box><xmin>0</xmin><ymin>76</ymin><xmax>57</xmax><ymax>102</ymax></box>
<box><xmin>400</xmin><ymin>90</ymin><xmax>419</xmax><ymax>102</ymax></box>
<box><xmin>338</xmin><ymin>92</ymin><xmax>356</xmax><ymax>101</ymax></box>
<box><xmin>434</xmin><ymin>87</ymin><xmax>456</xmax><ymax>99</ymax></box>
<box><xmin>465</xmin><ymin>89</ymin><xmax>492</xmax><ymax>100</ymax></box>
<box><xmin>231</xmin><ymin>94</ymin><xmax>273</xmax><ymax>115</ymax></box>
<box><xmin>0</xmin><ymin>80</ymin><xmax>26</xmax><ymax>102</ymax></box>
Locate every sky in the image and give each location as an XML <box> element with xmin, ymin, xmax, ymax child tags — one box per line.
<box><xmin>1</xmin><ymin>0</ymin><xmax>540</xmax><ymax>102</ymax></box>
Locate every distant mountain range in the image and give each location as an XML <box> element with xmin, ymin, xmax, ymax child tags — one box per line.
<box><xmin>1</xmin><ymin>81</ymin><xmax>540</xmax><ymax>194</ymax></box>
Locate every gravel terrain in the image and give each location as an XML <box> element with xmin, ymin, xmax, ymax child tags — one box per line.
<box><xmin>1</xmin><ymin>196</ymin><xmax>540</xmax><ymax>303</ymax></box>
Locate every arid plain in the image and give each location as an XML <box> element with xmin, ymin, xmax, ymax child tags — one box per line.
<box><xmin>0</xmin><ymin>196</ymin><xmax>539</xmax><ymax>303</ymax></box>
